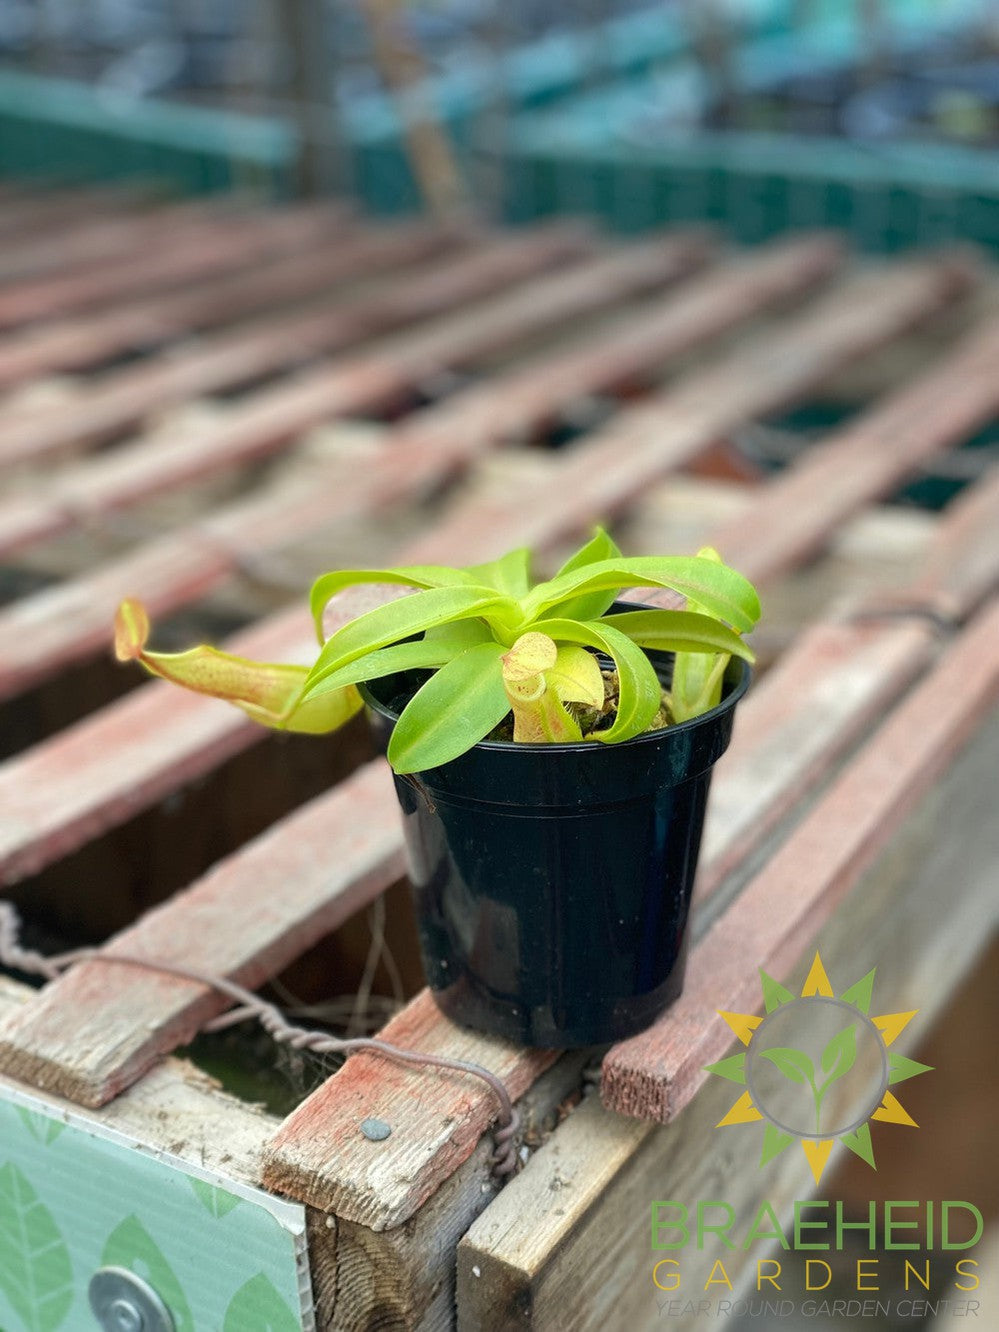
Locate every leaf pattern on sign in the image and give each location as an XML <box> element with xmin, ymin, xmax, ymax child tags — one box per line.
<box><xmin>15</xmin><ymin>1109</ymin><xmax>66</xmax><ymax>1147</ymax></box>
<box><xmin>224</xmin><ymin>1273</ymin><xmax>300</xmax><ymax>1331</ymax></box>
<box><xmin>102</xmin><ymin>1216</ymin><xmax>194</xmax><ymax>1332</ymax></box>
<box><xmin>0</xmin><ymin>1162</ymin><xmax>73</xmax><ymax>1332</ymax></box>
<box><xmin>758</xmin><ymin>1047</ymin><xmax>815</xmax><ymax>1085</ymax></box>
<box><xmin>189</xmin><ymin>1176</ymin><xmax>242</xmax><ymax>1218</ymax></box>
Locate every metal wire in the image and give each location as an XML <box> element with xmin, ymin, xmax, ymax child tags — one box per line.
<box><xmin>0</xmin><ymin>900</ymin><xmax>521</xmax><ymax>1177</ymax></box>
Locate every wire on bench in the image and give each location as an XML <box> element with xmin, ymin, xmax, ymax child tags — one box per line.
<box><xmin>0</xmin><ymin>901</ymin><xmax>520</xmax><ymax>1178</ymax></box>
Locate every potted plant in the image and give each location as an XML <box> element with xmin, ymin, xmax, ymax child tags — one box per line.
<box><xmin>115</xmin><ymin>529</ymin><xmax>759</xmax><ymax>1047</ymax></box>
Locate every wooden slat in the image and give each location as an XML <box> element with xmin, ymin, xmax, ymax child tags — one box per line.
<box><xmin>706</xmin><ymin>316</ymin><xmax>999</xmax><ymax>584</ymax></box>
<box><xmin>0</xmin><ymin>229</ymin><xmax>713</xmax><ymax>542</ymax></box>
<box><xmin>401</xmin><ymin>257</ymin><xmax>972</xmax><ymax>564</ymax></box>
<box><xmin>0</xmin><ymin>224</ymin><xmax>465</xmax><ymax>467</ymax></box>
<box><xmin>0</xmin><ymin>224</ymin><xmax>593</xmax><ymax>471</ymax></box>
<box><xmin>0</xmin><ymin>185</ymin><xmax>152</xmax><ymax>240</ymax></box>
<box><xmin>0</xmin><ymin>603</ymin><xmax>315</xmax><ymax>887</ymax></box>
<box><xmin>264</xmin><ymin>992</ymin><xmax>559</xmax><ymax>1231</ymax></box>
<box><xmin>694</xmin><ymin>615</ymin><xmax>933</xmax><ymax>905</ymax></box>
<box><xmin>874</xmin><ymin>463</ymin><xmax>999</xmax><ymax>622</ymax></box>
<box><xmin>0</xmin><ymin>195</ymin><xmax>264</xmax><ymax>285</ymax></box>
<box><xmin>0</xmin><ymin>215</ymin><xmax>466</xmax><ymax>392</ymax></box>
<box><xmin>0</xmin><ymin>760</ymin><xmax>405</xmax><ymax>1105</ymax></box>
<box><xmin>0</xmin><ymin>232</ymin><xmax>829</xmax><ymax>535</ymax></box>
<box><xmin>0</xmin><ymin>202</ymin><xmax>348</xmax><ymax>330</ymax></box>
<box><xmin>600</xmin><ymin>595</ymin><xmax>999</xmax><ymax>1121</ymax></box>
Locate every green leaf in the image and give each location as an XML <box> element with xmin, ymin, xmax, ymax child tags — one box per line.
<box><xmin>388</xmin><ymin>642</ymin><xmax>510</xmax><ymax>773</ymax></box>
<box><xmin>15</xmin><ymin>1108</ymin><xmax>66</xmax><ymax>1146</ymax></box>
<box><xmin>527</xmin><ymin>618</ymin><xmax>662</xmax><ymax>742</ymax></box>
<box><xmin>188</xmin><ymin>1177</ymin><xmax>242</xmax><ymax>1218</ymax></box>
<box><xmin>465</xmin><ymin>547</ymin><xmax>531</xmax><ymax>597</ymax></box>
<box><xmin>0</xmin><ymin>1163</ymin><xmax>73</xmax><ymax>1332</ymax></box>
<box><xmin>301</xmin><ymin>635</ymin><xmax>475</xmax><ymax>700</ymax></box>
<box><xmin>820</xmin><ymin>1025</ymin><xmax>857</xmax><ymax>1086</ymax></box>
<box><xmin>102</xmin><ymin>1216</ymin><xmax>193</xmax><ymax>1332</ymax></box>
<box><xmin>423</xmin><ymin>618</ymin><xmax>492</xmax><ymax>647</ymax></box>
<box><xmin>224</xmin><ymin>1273</ymin><xmax>300</xmax><ymax>1332</ymax></box>
<box><xmin>547</xmin><ymin>528</ymin><xmax>624</xmax><ymax>621</ymax></box>
<box><xmin>603</xmin><ymin>610</ymin><xmax>754</xmax><ymax>661</ymax></box>
<box><xmin>309</xmin><ymin>565</ymin><xmax>481</xmax><ymax>641</ymax></box>
<box><xmin>306</xmin><ymin>586</ymin><xmax>520</xmax><ymax>691</ymax></box>
<box><xmin>552</xmin><ymin>527</ymin><xmax>623</xmax><ymax>579</ymax></box>
<box><xmin>758</xmin><ymin>1047</ymin><xmax>815</xmax><ymax>1086</ymax></box>
<box><xmin>525</xmin><ymin>556</ymin><xmax>761</xmax><ymax>632</ymax></box>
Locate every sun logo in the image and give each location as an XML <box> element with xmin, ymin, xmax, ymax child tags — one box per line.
<box><xmin>704</xmin><ymin>953</ymin><xmax>932</xmax><ymax>1186</ymax></box>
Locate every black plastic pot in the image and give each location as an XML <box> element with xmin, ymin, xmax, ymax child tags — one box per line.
<box><xmin>361</xmin><ymin>609</ymin><xmax>750</xmax><ymax>1047</ymax></box>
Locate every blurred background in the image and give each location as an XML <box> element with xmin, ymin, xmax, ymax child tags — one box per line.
<box><xmin>0</xmin><ymin>0</ymin><xmax>998</xmax><ymax>248</ymax></box>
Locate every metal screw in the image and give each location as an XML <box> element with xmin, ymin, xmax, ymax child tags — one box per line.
<box><xmin>108</xmin><ymin>1299</ymin><xmax>144</xmax><ymax>1332</ymax></box>
<box><xmin>89</xmin><ymin>1269</ymin><xmax>174</xmax><ymax>1332</ymax></box>
<box><xmin>360</xmin><ymin>1116</ymin><xmax>392</xmax><ymax>1141</ymax></box>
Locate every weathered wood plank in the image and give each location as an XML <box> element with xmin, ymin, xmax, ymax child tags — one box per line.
<box><xmin>263</xmin><ymin>990</ymin><xmax>561</xmax><ymax>1231</ymax></box>
<box><xmin>0</xmin><ymin>184</ymin><xmax>155</xmax><ymax>240</ymax></box>
<box><xmin>695</xmin><ymin>615</ymin><xmax>933</xmax><ymax>904</ymax></box>
<box><xmin>0</xmin><ymin>975</ymin><xmax>276</xmax><ymax>1192</ymax></box>
<box><xmin>707</xmin><ymin>318</ymin><xmax>999</xmax><ymax>585</ymax></box>
<box><xmin>404</xmin><ymin>257</ymin><xmax>972</xmax><ymax>564</ymax></box>
<box><xmin>0</xmin><ymin>203</ymin><xmax>348</xmax><ymax>330</ymax></box>
<box><xmin>319</xmin><ymin>234</ymin><xmax>845</xmax><ymax>516</ymax></box>
<box><xmin>0</xmin><ymin>215</ymin><xmax>465</xmax><ymax>393</ymax></box>
<box><xmin>0</xmin><ymin>232</ymin><xmax>830</xmax><ymax>545</ymax></box>
<box><xmin>459</xmin><ymin>671</ymin><xmax>999</xmax><ymax>1332</ymax></box>
<box><xmin>311</xmin><ymin>1051</ymin><xmax>592</xmax><ymax>1331</ymax></box>
<box><xmin>0</xmin><ymin>597</ymin><xmax>319</xmax><ymax>887</ymax></box>
<box><xmin>601</xmin><ymin>594</ymin><xmax>999</xmax><ymax>1121</ymax></box>
<box><xmin>0</xmin><ymin>224</ymin><xmax>592</xmax><ymax>470</ymax></box>
<box><xmin>0</xmin><ymin>194</ymin><xmax>271</xmax><ymax>286</ymax></box>
<box><xmin>0</xmin><ymin>229</ymin><xmax>711</xmax><ymax>552</ymax></box>
<box><xmin>0</xmin><ymin>759</ymin><xmax>404</xmax><ymax>1105</ymax></box>
<box><xmin>871</xmin><ymin>463</ymin><xmax>999</xmax><ymax>622</ymax></box>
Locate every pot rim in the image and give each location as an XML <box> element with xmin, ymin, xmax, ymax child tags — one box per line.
<box><xmin>358</xmin><ymin>654</ymin><xmax>751</xmax><ymax>761</ymax></box>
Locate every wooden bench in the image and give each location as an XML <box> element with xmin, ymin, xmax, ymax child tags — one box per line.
<box><xmin>0</xmin><ymin>185</ymin><xmax>996</xmax><ymax>1331</ymax></box>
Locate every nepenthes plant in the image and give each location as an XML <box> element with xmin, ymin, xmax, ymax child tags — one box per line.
<box><xmin>115</xmin><ymin>528</ymin><xmax>760</xmax><ymax>774</ymax></box>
